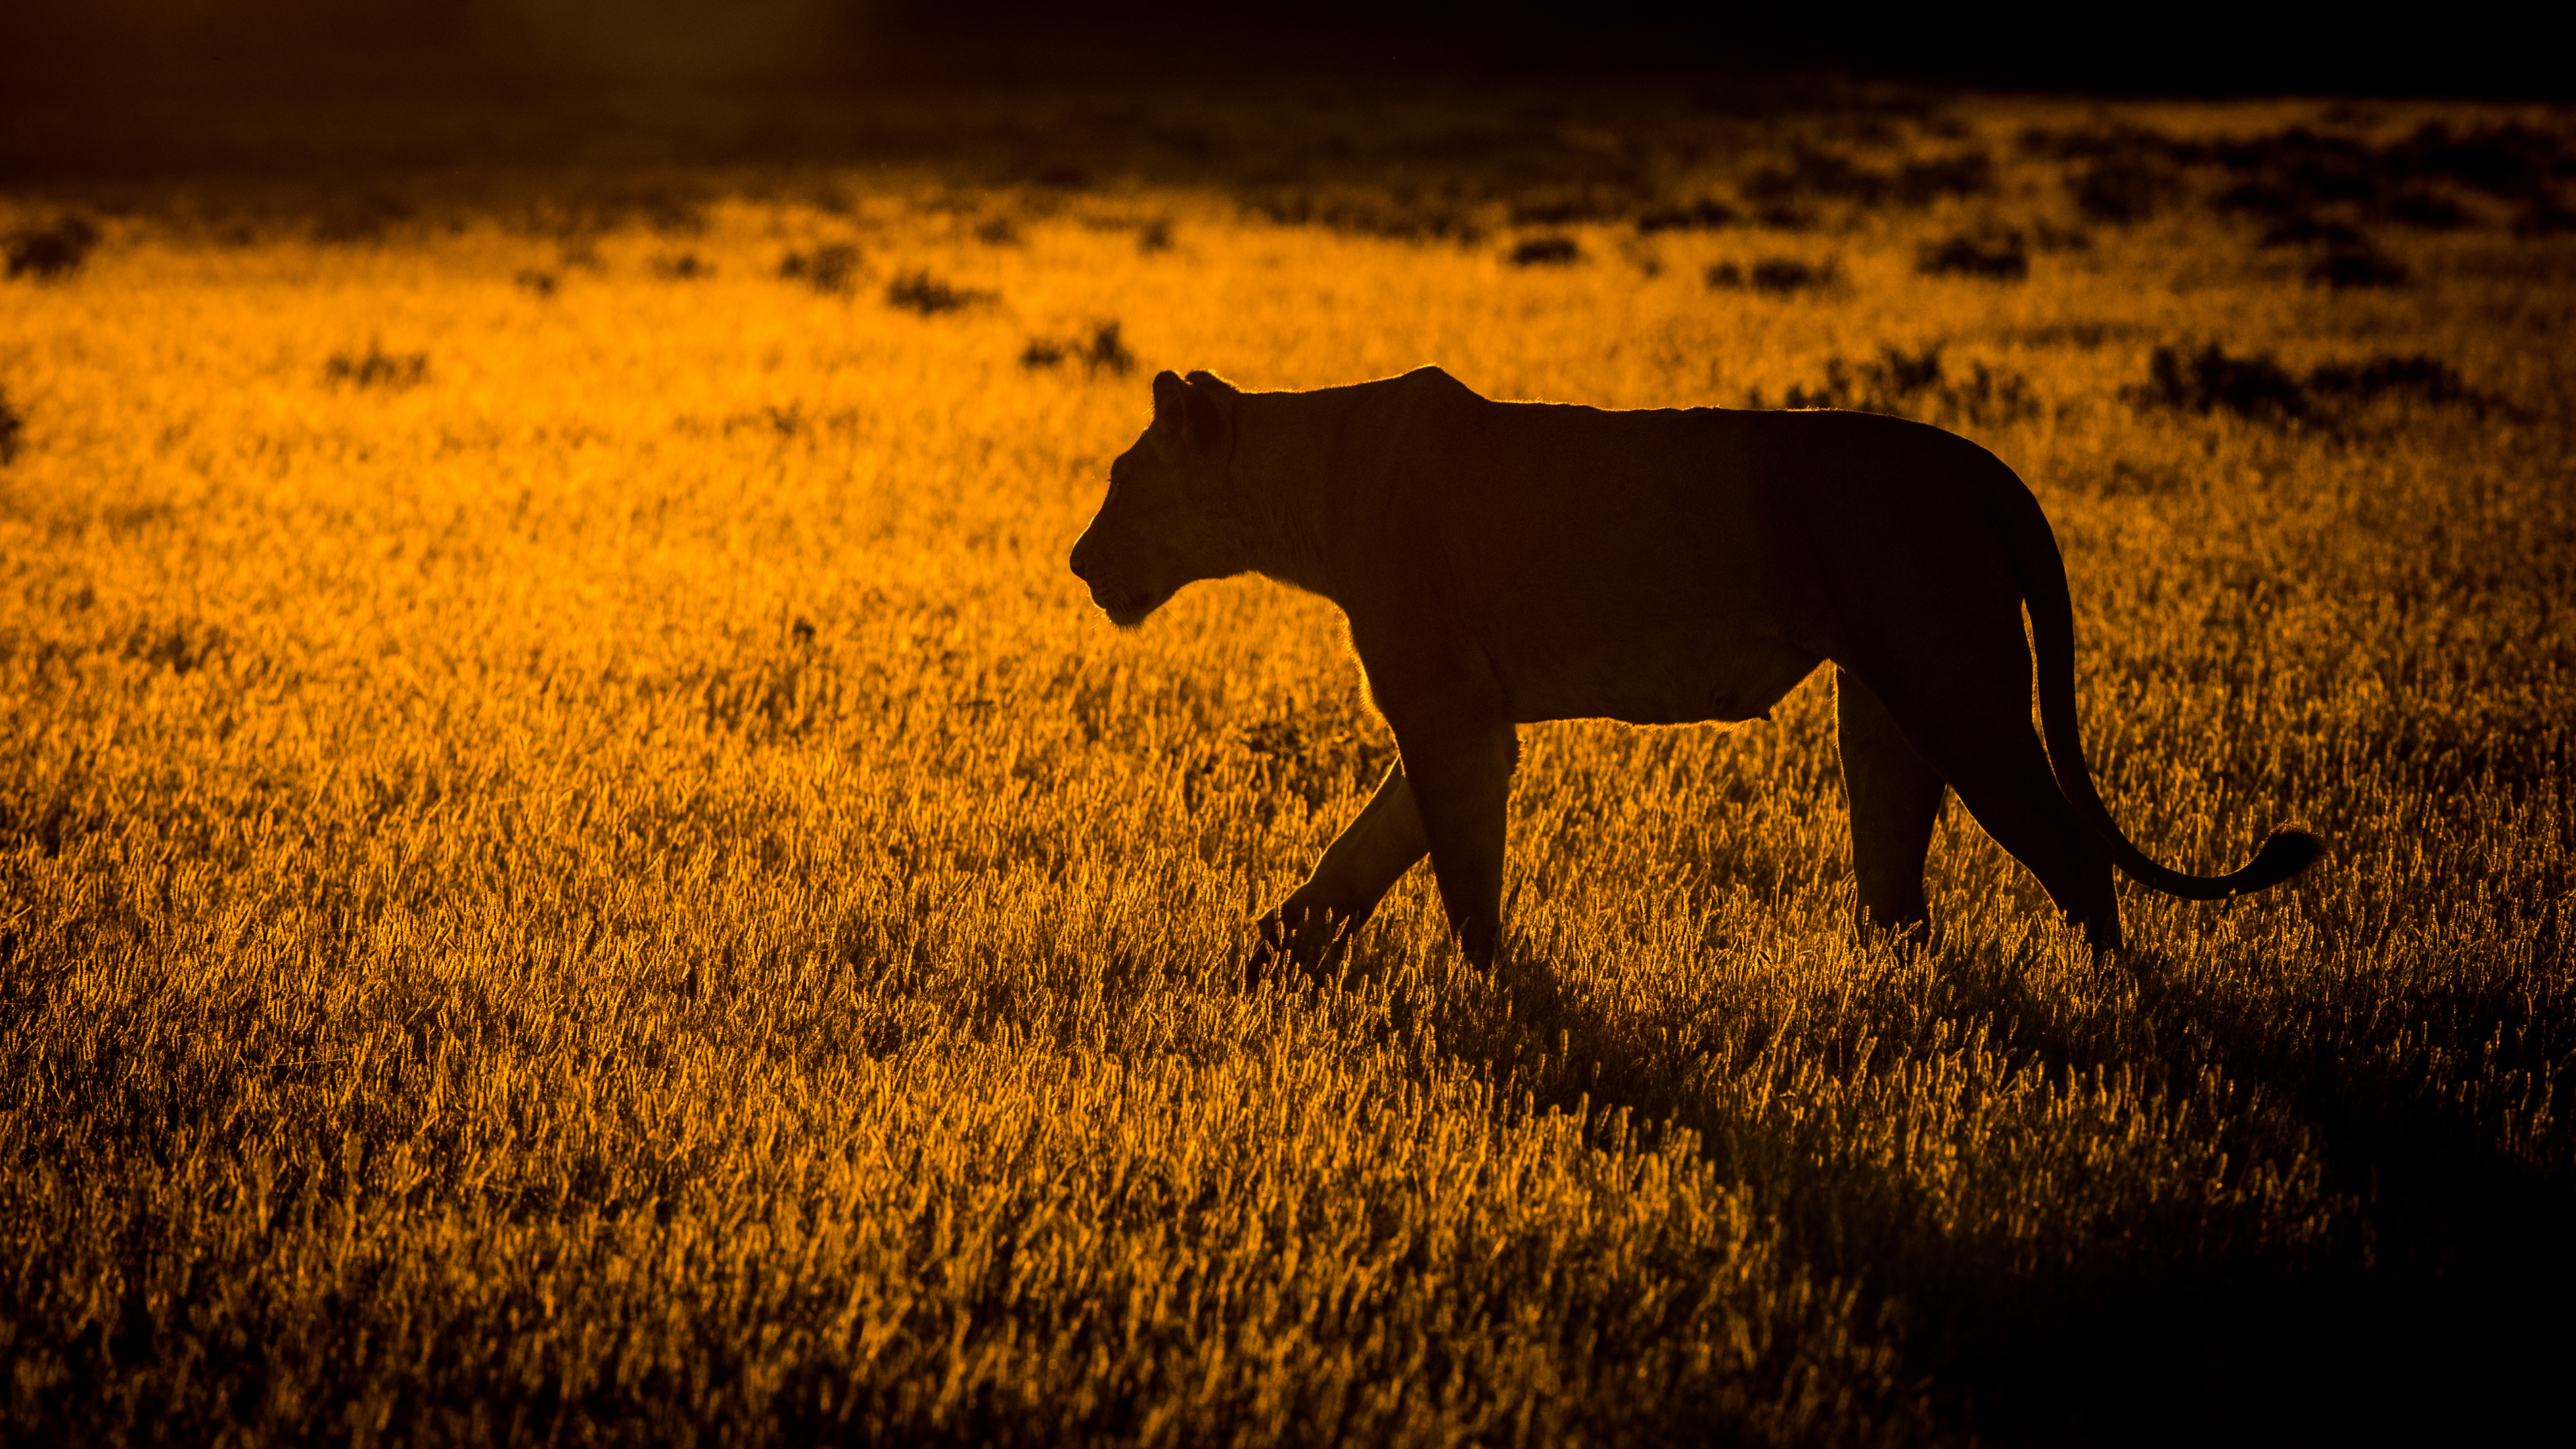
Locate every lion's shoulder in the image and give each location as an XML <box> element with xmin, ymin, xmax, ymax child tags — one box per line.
<box><xmin>1393</xmin><ymin>364</ymin><xmax>1481</xmax><ymax>401</ymax></box>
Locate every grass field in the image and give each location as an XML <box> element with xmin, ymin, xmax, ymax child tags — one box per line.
<box><xmin>3</xmin><ymin>89</ymin><xmax>2573</xmax><ymax>1443</ymax></box>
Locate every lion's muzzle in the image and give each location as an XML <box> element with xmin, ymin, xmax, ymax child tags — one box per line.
<box><xmin>1069</xmin><ymin>538</ymin><xmax>1157</xmax><ymax>627</ymax></box>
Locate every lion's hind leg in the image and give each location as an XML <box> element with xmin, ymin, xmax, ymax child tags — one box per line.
<box><xmin>1252</xmin><ymin>763</ymin><xmax>1430</xmax><ymax>979</ymax></box>
<box><xmin>1847</xmin><ymin>641</ymin><xmax>2122</xmax><ymax>953</ymax></box>
<box><xmin>1835</xmin><ymin>667</ymin><xmax>1948</xmax><ymax>944</ymax></box>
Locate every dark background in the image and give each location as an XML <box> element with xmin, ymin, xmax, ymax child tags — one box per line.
<box><xmin>0</xmin><ymin>1</ymin><xmax>2555</xmax><ymax>109</ymax></box>
<box><xmin>4</xmin><ymin>1</ymin><xmax>2555</xmax><ymax>189</ymax></box>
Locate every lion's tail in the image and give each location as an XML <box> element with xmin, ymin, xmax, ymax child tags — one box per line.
<box><xmin>1998</xmin><ymin>481</ymin><xmax>2324</xmax><ymax>902</ymax></box>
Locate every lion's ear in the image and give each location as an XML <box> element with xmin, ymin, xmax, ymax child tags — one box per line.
<box><xmin>1150</xmin><ymin>370</ymin><xmax>1189</xmax><ymax>425</ymax></box>
<box><xmin>1149</xmin><ymin>369</ymin><xmax>1226</xmax><ymax>457</ymax></box>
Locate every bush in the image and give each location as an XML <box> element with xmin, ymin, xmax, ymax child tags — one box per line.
<box><xmin>2258</xmin><ymin>216</ymin><xmax>2367</xmax><ymax>249</ymax></box>
<box><xmin>1509</xmin><ymin>197</ymin><xmax>1615</xmax><ymax>227</ymax></box>
<box><xmin>323</xmin><ymin>342</ymin><xmax>428</xmax><ymax>392</ymax></box>
<box><xmin>2384</xmin><ymin>192</ymin><xmax>2469</xmax><ymax>230</ymax></box>
<box><xmin>2136</xmin><ymin>344</ymin><xmax>2308</xmax><ymax>420</ymax></box>
<box><xmin>1893</xmin><ymin>151</ymin><xmax>1996</xmax><ymax>205</ymax></box>
<box><xmin>1753</xmin><ymin>343</ymin><xmax>2038</xmax><ymax>428</ymax></box>
<box><xmin>651</xmin><ymin>253</ymin><xmax>712</xmax><ymax>280</ymax></box>
<box><xmin>0</xmin><ymin>386</ymin><xmax>22</xmax><ymax>464</ymax></box>
<box><xmin>2132</xmin><ymin>344</ymin><xmax>2471</xmax><ymax>421</ymax></box>
<box><xmin>2516</xmin><ymin>200</ymin><xmax>2576</xmax><ymax>237</ymax></box>
<box><xmin>1634</xmin><ymin>199</ymin><xmax>1739</xmax><ymax>235</ymax></box>
<box><xmin>1079</xmin><ymin>321</ymin><xmax>1136</xmax><ymax>376</ymax></box>
<box><xmin>1744</xmin><ymin>148</ymin><xmax>1888</xmax><ymax>207</ymax></box>
<box><xmin>2213</xmin><ymin>129</ymin><xmax>2379</xmax><ymax>215</ymax></box>
<box><xmin>6</xmin><ymin>215</ymin><xmax>99</xmax><ymax>280</ymax></box>
<box><xmin>2387</xmin><ymin>121</ymin><xmax>2569</xmax><ymax>200</ymax></box>
<box><xmin>1020</xmin><ymin>321</ymin><xmax>1136</xmax><ymax>378</ymax></box>
<box><xmin>1507</xmin><ymin>236</ymin><xmax>1582</xmax><ymax>267</ymax></box>
<box><xmin>1704</xmin><ymin>256</ymin><xmax>1841</xmax><ymax>295</ymax></box>
<box><xmin>2306</xmin><ymin>354</ymin><xmax>2468</xmax><ymax>406</ymax></box>
<box><xmin>781</xmin><ymin>244</ymin><xmax>860</xmax><ymax>294</ymax></box>
<box><xmin>1916</xmin><ymin>233</ymin><xmax>2029</xmax><ymax>280</ymax></box>
<box><xmin>1239</xmin><ymin>186</ymin><xmax>1485</xmax><ymax>246</ymax></box>
<box><xmin>886</xmin><ymin>271</ymin><xmax>991</xmax><ymax>315</ymax></box>
<box><xmin>2308</xmin><ymin>243</ymin><xmax>2408</xmax><ymax>290</ymax></box>
<box><xmin>311</xmin><ymin>193</ymin><xmax>415</xmax><ymax>244</ymax></box>
<box><xmin>2072</xmin><ymin>158</ymin><xmax>2178</xmax><ymax>224</ymax></box>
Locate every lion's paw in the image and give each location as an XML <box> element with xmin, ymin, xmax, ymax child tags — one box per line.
<box><xmin>1247</xmin><ymin>900</ymin><xmax>1364</xmax><ymax>985</ymax></box>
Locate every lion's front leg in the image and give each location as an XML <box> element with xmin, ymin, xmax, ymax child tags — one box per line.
<box><xmin>1252</xmin><ymin>763</ymin><xmax>1430</xmax><ymax>976</ymax></box>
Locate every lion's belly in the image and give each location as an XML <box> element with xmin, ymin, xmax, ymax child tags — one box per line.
<box><xmin>1488</xmin><ymin>622</ymin><xmax>1821</xmax><ymax>727</ymax></box>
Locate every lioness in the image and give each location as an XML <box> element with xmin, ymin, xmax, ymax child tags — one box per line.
<box><xmin>1069</xmin><ymin>367</ymin><xmax>2320</xmax><ymax>968</ymax></box>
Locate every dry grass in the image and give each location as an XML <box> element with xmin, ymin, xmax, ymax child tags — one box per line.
<box><xmin>2</xmin><ymin>94</ymin><xmax>2571</xmax><ymax>1444</ymax></box>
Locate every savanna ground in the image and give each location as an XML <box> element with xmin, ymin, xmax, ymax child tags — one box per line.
<box><xmin>3</xmin><ymin>85</ymin><xmax>2573</xmax><ymax>1444</ymax></box>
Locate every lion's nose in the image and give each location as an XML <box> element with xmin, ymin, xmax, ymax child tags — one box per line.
<box><xmin>1069</xmin><ymin>535</ymin><xmax>1099</xmax><ymax>584</ymax></box>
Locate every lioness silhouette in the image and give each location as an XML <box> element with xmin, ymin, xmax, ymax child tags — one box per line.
<box><xmin>1069</xmin><ymin>368</ymin><xmax>2321</xmax><ymax>969</ymax></box>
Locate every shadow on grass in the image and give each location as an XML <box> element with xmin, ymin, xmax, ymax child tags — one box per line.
<box><xmin>1389</xmin><ymin>924</ymin><xmax>2576</xmax><ymax>1445</ymax></box>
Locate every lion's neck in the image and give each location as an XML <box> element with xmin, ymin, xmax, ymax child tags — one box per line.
<box><xmin>1227</xmin><ymin>388</ymin><xmax>1355</xmax><ymax>604</ymax></box>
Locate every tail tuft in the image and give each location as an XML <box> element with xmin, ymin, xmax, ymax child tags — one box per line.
<box><xmin>2230</xmin><ymin>826</ymin><xmax>2326</xmax><ymax>896</ymax></box>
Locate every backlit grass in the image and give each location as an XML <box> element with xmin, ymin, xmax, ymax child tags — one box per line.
<box><xmin>3</xmin><ymin>93</ymin><xmax>2571</xmax><ymax>1444</ymax></box>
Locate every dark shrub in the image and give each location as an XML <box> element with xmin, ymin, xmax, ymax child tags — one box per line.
<box><xmin>1507</xmin><ymin>236</ymin><xmax>1582</xmax><ymax>267</ymax></box>
<box><xmin>2214</xmin><ymin>129</ymin><xmax>2380</xmax><ymax>207</ymax></box>
<box><xmin>2308</xmin><ymin>243</ymin><xmax>2408</xmax><ymax>290</ymax></box>
<box><xmin>2516</xmin><ymin>200</ymin><xmax>2576</xmax><ymax>236</ymax></box>
<box><xmin>1020</xmin><ymin>321</ymin><xmax>1135</xmax><ymax>377</ymax></box>
<box><xmin>1707</xmin><ymin>258</ymin><xmax>1841</xmax><ymax>294</ymax></box>
<box><xmin>514</xmin><ymin>269</ymin><xmax>559</xmax><ymax>298</ymax></box>
<box><xmin>311</xmin><ymin>193</ymin><xmax>415</xmax><ymax>244</ymax></box>
<box><xmin>2137</xmin><ymin>344</ymin><xmax>2308</xmax><ymax>420</ymax></box>
<box><xmin>2135</xmin><ymin>344</ymin><xmax>2478</xmax><ymax>423</ymax></box>
<box><xmin>1081</xmin><ymin>321</ymin><xmax>1136</xmax><ymax>376</ymax></box>
<box><xmin>975</xmin><ymin>216</ymin><xmax>1022</xmax><ymax>246</ymax></box>
<box><xmin>2306</xmin><ymin>354</ymin><xmax>2467</xmax><ymax>405</ymax></box>
<box><xmin>782</xmin><ymin>244</ymin><xmax>860</xmax><ymax>294</ymax></box>
<box><xmin>2214</xmin><ymin>182</ymin><xmax>2306</xmax><ymax>217</ymax></box>
<box><xmin>1894</xmin><ymin>152</ymin><xmax>1995</xmax><ymax>205</ymax></box>
<box><xmin>323</xmin><ymin>342</ymin><xmax>428</xmax><ymax>391</ymax></box>
<box><xmin>633</xmin><ymin>191</ymin><xmax>708</xmax><ymax>235</ymax></box>
<box><xmin>6</xmin><ymin>215</ymin><xmax>99</xmax><ymax>280</ymax></box>
<box><xmin>651</xmin><ymin>253</ymin><xmax>711</xmax><ymax>280</ymax></box>
<box><xmin>1635</xmin><ymin>199</ymin><xmax>1739</xmax><ymax>234</ymax></box>
<box><xmin>1870</xmin><ymin>344</ymin><xmax>1945</xmax><ymax>396</ymax></box>
<box><xmin>0</xmin><ymin>387</ymin><xmax>22</xmax><ymax>464</ymax></box>
<box><xmin>1510</xmin><ymin>197</ymin><xmax>1613</xmax><ymax>227</ymax></box>
<box><xmin>2390</xmin><ymin>121</ymin><xmax>2565</xmax><ymax>199</ymax></box>
<box><xmin>1917</xmin><ymin>233</ymin><xmax>2029</xmax><ymax>280</ymax></box>
<box><xmin>2072</xmin><ymin>158</ymin><xmax>2177</xmax><ymax>223</ymax></box>
<box><xmin>886</xmin><ymin>270</ymin><xmax>989</xmax><ymax>315</ymax></box>
<box><xmin>2384</xmin><ymin>191</ymin><xmax>2469</xmax><ymax>229</ymax></box>
<box><xmin>2259</xmin><ymin>216</ymin><xmax>2366</xmax><ymax>249</ymax></box>
<box><xmin>123</xmin><ymin>618</ymin><xmax>228</xmax><ymax>675</ymax></box>
<box><xmin>1750</xmin><ymin>257</ymin><xmax>1836</xmax><ymax>294</ymax></box>
<box><xmin>1756</xmin><ymin>343</ymin><xmax>2037</xmax><ymax>428</ymax></box>
<box><xmin>1744</xmin><ymin>149</ymin><xmax>1890</xmax><ymax>206</ymax></box>
<box><xmin>1240</xmin><ymin>186</ymin><xmax>1486</xmax><ymax>245</ymax></box>
<box><xmin>1137</xmin><ymin>219</ymin><xmax>1173</xmax><ymax>254</ymax></box>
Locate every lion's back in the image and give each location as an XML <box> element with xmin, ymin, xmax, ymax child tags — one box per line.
<box><xmin>1403</xmin><ymin>398</ymin><xmax>2028</xmax><ymax>720</ymax></box>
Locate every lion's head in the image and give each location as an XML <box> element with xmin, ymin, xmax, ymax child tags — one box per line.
<box><xmin>1069</xmin><ymin>370</ymin><xmax>1246</xmax><ymax>628</ymax></box>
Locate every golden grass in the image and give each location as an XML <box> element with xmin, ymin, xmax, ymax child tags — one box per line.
<box><xmin>2</xmin><ymin>95</ymin><xmax>2571</xmax><ymax>1443</ymax></box>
